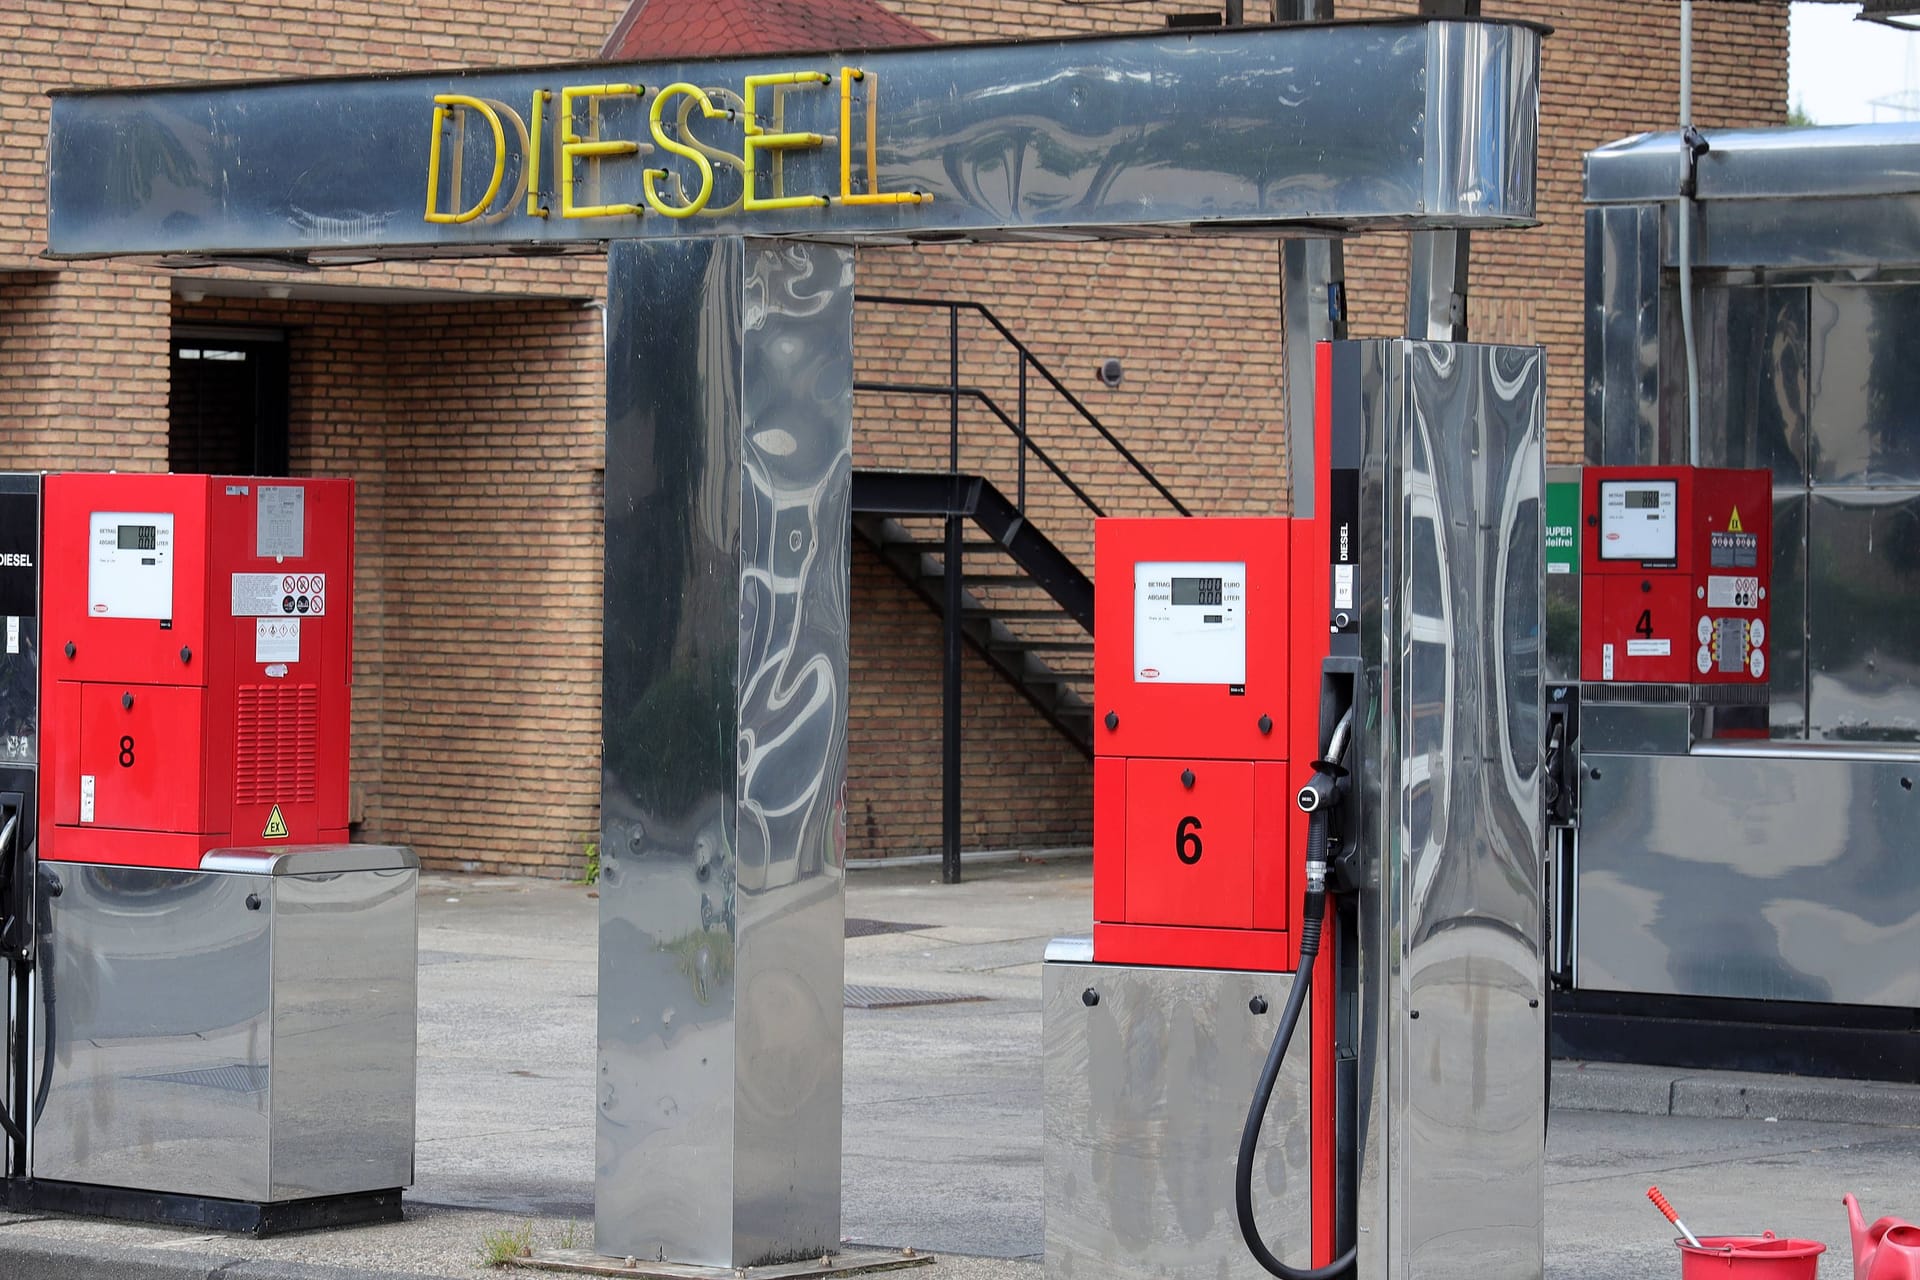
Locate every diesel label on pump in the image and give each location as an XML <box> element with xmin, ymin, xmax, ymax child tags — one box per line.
<box><xmin>1330</xmin><ymin>466</ymin><xmax>1359</xmax><ymax>634</ymax></box>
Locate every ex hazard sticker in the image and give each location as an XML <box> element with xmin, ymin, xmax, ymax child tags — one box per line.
<box><xmin>262</xmin><ymin>804</ymin><xmax>290</xmax><ymax>839</ymax></box>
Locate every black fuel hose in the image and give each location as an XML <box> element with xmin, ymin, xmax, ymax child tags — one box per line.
<box><xmin>31</xmin><ymin>870</ymin><xmax>52</xmax><ymax>1123</ymax></box>
<box><xmin>1234</xmin><ymin>805</ymin><xmax>1355</xmax><ymax>1280</ymax></box>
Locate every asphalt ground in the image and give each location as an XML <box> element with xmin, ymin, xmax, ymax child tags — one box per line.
<box><xmin>2</xmin><ymin>857</ymin><xmax>1915</xmax><ymax>1279</ymax></box>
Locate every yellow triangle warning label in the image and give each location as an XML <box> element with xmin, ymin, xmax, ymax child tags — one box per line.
<box><xmin>262</xmin><ymin>805</ymin><xmax>290</xmax><ymax>840</ymax></box>
<box><xmin>1728</xmin><ymin>507</ymin><xmax>1744</xmax><ymax>533</ymax></box>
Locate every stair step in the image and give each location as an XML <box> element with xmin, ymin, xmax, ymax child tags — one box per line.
<box><xmin>932</xmin><ymin>573</ymin><xmax>1038</xmax><ymax>586</ymax></box>
<box><xmin>991</xmin><ymin>639</ymin><xmax>1092</xmax><ymax>652</ymax></box>
<box><xmin>882</xmin><ymin>539</ymin><xmax>1007</xmax><ymax>556</ymax></box>
<box><xmin>962</xmin><ymin>606</ymin><xmax>1076</xmax><ymax>620</ymax></box>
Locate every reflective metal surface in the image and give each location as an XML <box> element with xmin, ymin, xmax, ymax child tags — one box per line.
<box><xmin>200</xmin><ymin>843</ymin><xmax>419</xmax><ymax>875</ymax></box>
<box><xmin>1042</xmin><ymin>961</ymin><xmax>1311</xmax><ymax>1280</ymax></box>
<box><xmin>1584</xmin><ymin>204</ymin><xmax>1663</xmax><ymax>466</ymax></box>
<box><xmin>1577</xmin><ymin>751</ymin><xmax>1920</xmax><ymax>1007</ymax></box>
<box><xmin>1580</xmin><ymin>703</ymin><xmax>1689</xmax><ymax>755</ymax></box>
<box><xmin>30</xmin><ymin>860</ymin><xmax>417</xmax><ymax>1199</ymax></box>
<box><xmin>598</xmin><ymin>238</ymin><xmax>851</xmax><ymax>1268</ymax></box>
<box><xmin>1808</xmin><ymin>490</ymin><xmax>1920</xmax><ymax>742</ymax></box>
<box><xmin>1586</xmin><ymin>123</ymin><xmax>1920</xmax><ymax>206</ymax></box>
<box><xmin>1347</xmin><ymin>341</ymin><xmax>1546</xmax><ymax>1280</ymax></box>
<box><xmin>1810</xmin><ymin>285</ymin><xmax>1920</xmax><ymax>485</ymax></box>
<box><xmin>47</xmin><ymin>21</ymin><xmax>1541</xmax><ymax>258</ymax></box>
<box><xmin>1670</xmin><ymin>287</ymin><xmax>1809</xmax><ymax>482</ymax></box>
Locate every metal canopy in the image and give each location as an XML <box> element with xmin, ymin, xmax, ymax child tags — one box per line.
<box><xmin>45</xmin><ymin>18</ymin><xmax>1541</xmax><ymax>262</ymax></box>
<box><xmin>1586</xmin><ymin>122</ymin><xmax>1920</xmax><ymax>206</ymax></box>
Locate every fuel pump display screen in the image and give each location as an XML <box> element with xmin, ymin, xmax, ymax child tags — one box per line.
<box><xmin>1134</xmin><ymin>560</ymin><xmax>1246</xmax><ymax>684</ymax></box>
<box><xmin>1598</xmin><ymin>479</ymin><xmax>1678</xmax><ymax>561</ymax></box>
<box><xmin>88</xmin><ymin>510</ymin><xmax>175</xmax><ymax>619</ymax></box>
<box><xmin>1170</xmin><ymin>577</ymin><xmax>1222</xmax><ymax>607</ymax></box>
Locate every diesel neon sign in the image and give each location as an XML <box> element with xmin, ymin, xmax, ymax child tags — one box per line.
<box><xmin>424</xmin><ymin>67</ymin><xmax>928</xmax><ymax>225</ymax></box>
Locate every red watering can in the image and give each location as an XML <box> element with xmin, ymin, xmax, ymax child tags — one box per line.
<box><xmin>1846</xmin><ymin>1194</ymin><xmax>1920</xmax><ymax>1280</ymax></box>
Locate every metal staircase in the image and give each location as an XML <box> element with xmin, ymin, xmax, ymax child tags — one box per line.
<box><xmin>850</xmin><ymin>295</ymin><xmax>1187</xmax><ymax>879</ymax></box>
<box><xmin>853</xmin><ymin>469</ymin><xmax>1095</xmax><ymax>751</ymax></box>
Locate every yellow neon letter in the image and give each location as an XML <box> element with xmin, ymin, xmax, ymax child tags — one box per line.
<box><xmin>678</xmin><ymin>87</ymin><xmax>747</xmax><ymax>216</ymax></box>
<box><xmin>527</xmin><ymin>90</ymin><xmax>552</xmax><ymax>217</ymax></box>
<box><xmin>644</xmin><ymin>83</ymin><xmax>726</xmax><ymax>218</ymax></box>
<box><xmin>424</xmin><ymin>95</ymin><xmax>507</xmax><ymax>224</ymax></box>
<box><xmin>742</xmin><ymin>71</ymin><xmax>830</xmax><ymax>212</ymax></box>
<box><xmin>560</xmin><ymin>83</ymin><xmax>645</xmax><ymax>219</ymax></box>
<box><xmin>838</xmin><ymin>69</ymin><xmax>929</xmax><ymax>207</ymax></box>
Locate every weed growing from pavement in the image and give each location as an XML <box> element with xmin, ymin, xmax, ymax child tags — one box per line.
<box><xmin>559</xmin><ymin>1218</ymin><xmax>583</xmax><ymax>1250</ymax></box>
<box><xmin>480</xmin><ymin>1221</ymin><xmax>534</xmax><ymax>1266</ymax></box>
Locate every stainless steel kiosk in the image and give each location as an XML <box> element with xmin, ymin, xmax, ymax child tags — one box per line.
<box><xmin>1558</xmin><ymin>124</ymin><xmax>1920</xmax><ymax>1079</ymax></box>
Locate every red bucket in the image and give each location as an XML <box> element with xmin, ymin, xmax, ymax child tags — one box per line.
<box><xmin>1679</xmin><ymin>1233</ymin><xmax>1826</xmax><ymax>1280</ymax></box>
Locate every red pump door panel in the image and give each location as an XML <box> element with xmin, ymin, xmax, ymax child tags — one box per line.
<box><xmin>76</xmin><ymin>684</ymin><xmax>207</xmax><ymax>834</ymax></box>
<box><xmin>1122</xmin><ymin>759</ymin><xmax>1254</xmax><ymax>930</ymax></box>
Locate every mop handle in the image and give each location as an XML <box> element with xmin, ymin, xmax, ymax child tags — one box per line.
<box><xmin>1649</xmin><ymin>1186</ymin><xmax>1705</xmax><ymax>1249</ymax></box>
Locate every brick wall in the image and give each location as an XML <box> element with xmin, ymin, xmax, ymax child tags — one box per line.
<box><xmin>166</xmin><ymin>292</ymin><xmax>606</xmax><ymax>875</ymax></box>
<box><xmin>0</xmin><ymin>266</ymin><xmax>171</xmax><ymax>468</ymax></box>
<box><xmin>849</xmin><ymin>541</ymin><xmax>1090</xmax><ymax>856</ymax></box>
<box><xmin>0</xmin><ymin>0</ymin><xmax>1789</xmax><ymax>873</ymax></box>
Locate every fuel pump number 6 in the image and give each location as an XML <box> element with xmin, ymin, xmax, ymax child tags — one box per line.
<box><xmin>1175</xmin><ymin>815</ymin><xmax>1202</xmax><ymax>864</ymax></box>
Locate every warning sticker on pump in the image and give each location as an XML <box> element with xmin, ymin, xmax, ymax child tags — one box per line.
<box><xmin>233</xmin><ymin>572</ymin><xmax>325</xmax><ymax>617</ymax></box>
<box><xmin>1707</xmin><ymin>575</ymin><xmax>1760</xmax><ymax>609</ymax></box>
<box><xmin>256</xmin><ymin>618</ymin><xmax>300</xmax><ymax>663</ymax></box>
<box><xmin>262</xmin><ymin>805</ymin><xmax>290</xmax><ymax>840</ymax></box>
<box><xmin>1626</xmin><ymin>639</ymin><xmax>1671</xmax><ymax>657</ymax></box>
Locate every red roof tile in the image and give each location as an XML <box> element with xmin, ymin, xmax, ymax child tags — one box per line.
<box><xmin>601</xmin><ymin>0</ymin><xmax>937</xmax><ymax>61</ymax></box>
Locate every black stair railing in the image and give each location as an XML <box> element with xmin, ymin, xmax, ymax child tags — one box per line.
<box><xmin>853</xmin><ymin>294</ymin><xmax>1190</xmax><ymax>522</ymax></box>
<box><xmin>851</xmin><ymin>294</ymin><xmax>1187</xmax><ymax>884</ymax></box>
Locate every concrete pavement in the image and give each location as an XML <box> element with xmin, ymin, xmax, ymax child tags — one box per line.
<box><xmin>1</xmin><ymin>857</ymin><xmax>1915</xmax><ymax>1279</ymax></box>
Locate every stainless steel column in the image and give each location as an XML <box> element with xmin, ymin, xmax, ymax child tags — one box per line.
<box><xmin>598</xmin><ymin>238</ymin><xmax>854</xmax><ymax>1267</ymax></box>
<box><xmin>1346</xmin><ymin>341</ymin><xmax>1546</xmax><ymax>1280</ymax></box>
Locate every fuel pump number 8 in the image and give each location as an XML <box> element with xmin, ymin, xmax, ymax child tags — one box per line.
<box><xmin>1175</xmin><ymin>815</ymin><xmax>1202</xmax><ymax>865</ymax></box>
<box><xmin>119</xmin><ymin>734</ymin><xmax>136</xmax><ymax>768</ymax></box>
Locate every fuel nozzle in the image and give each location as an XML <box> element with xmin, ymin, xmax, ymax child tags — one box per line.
<box><xmin>1295</xmin><ymin>762</ymin><xmax>1348</xmax><ymax>815</ymax></box>
<box><xmin>1295</xmin><ymin>704</ymin><xmax>1355</xmax><ymax>815</ymax></box>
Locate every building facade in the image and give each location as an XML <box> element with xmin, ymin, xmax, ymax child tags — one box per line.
<box><xmin>0</xmin><ymin>0</ymin><xmax>1789</xmax><ymax>874</ymax></box>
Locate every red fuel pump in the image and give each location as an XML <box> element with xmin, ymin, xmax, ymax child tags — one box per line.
<box><xmin>1579</xmin><ymin>466</ymin><xmax>1771</xmax><ymax>687</ymax></box>
<box><xmin>39</xmin><ymin>474</ymin><xmax>355</xmax><ymax>869</ymax></box>
<box><xmin>1089</xmin><ymin>347</ymin><xmax>1342</xmax><ymax>1272</ymax></box>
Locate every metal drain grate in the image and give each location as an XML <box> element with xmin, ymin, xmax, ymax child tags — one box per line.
<box><xmin>134</xmin><ymin>1064</ymin><xmax>270</xmax><ymax>1094</ymax></box>
<box><xmin>845</xmin><ymin>918</ymin><xmax>934</xmax><ymax>939</ymax></box>
<box><xmin>843</xmin><ymin>984</ymin><xmax>985</xmax><ymax>1010</ymax></box>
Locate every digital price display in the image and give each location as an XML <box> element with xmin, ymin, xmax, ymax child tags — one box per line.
<box><xmin>1171</xmin><ymin>576</ymin><xmax>1223</xmax><ymax>607</ymax></box>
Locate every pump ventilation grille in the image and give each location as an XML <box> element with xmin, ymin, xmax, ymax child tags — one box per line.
<box><xmin>235</xmin><ymin>683</ymin><xmax>319</xmax><ymax>805</ymax></box>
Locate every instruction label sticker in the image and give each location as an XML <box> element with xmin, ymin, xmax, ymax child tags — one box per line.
<box><xmin>255</xmin><ymin>617</ymin><xmax>301</xmax><ymax>663</ymax></box>
<box><xmin>1627</xmin><ymin>639</ymin><xmax>1671</xmax><ymax>657</ymax></box>
<box><xmin>1603</xmin><ymin>643</ymin><xmax>1615</xmax><ymax>680</ymax></box>
<box><xmin>1333</xmin><ymin>564</ymin><xmax>1355</xmax><ymax>610</ymax></box>
<box><xmin>233</xmin><ymin>572</ymin><xmax>326</xmax><ymax>617</ymax></box>
<box><xmin>1706</xmin><ymin>575</ymin><xmax>1760</xmax><ymax>609</ymax></box>
<box><xmin>257</xmin><ymin>486</ymin><xmax>306</xmax><ymax>558</ymax></box>
<box><xmin>80</xmin><ymin>774</ymin><xmax>95</xmax><ymax>824</ymax></box>
<box><xmin>5</xmin><ymin>616</ymin><xmax>15</xmax><ymax>655</ymax></box>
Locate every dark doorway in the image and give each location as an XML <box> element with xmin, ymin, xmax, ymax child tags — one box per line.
<box><xmin>169</xmin><ymin>327</ymin><xmax>290</xmax><ymax>476</ymax></box>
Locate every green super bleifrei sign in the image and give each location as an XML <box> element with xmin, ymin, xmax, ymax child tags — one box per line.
<box><xmin>1545</xmin><ymin>481</ymin><xmax>1578</xmax><ymax>575</ymax></box>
